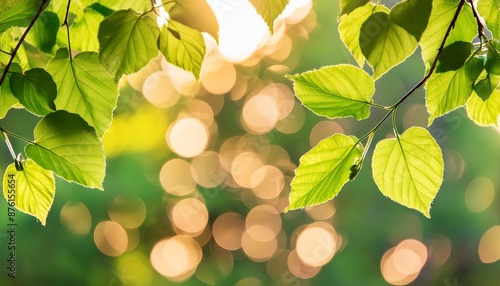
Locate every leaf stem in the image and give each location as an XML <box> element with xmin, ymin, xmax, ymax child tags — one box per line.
<box><xmin>0</xmin><ymin>0</ymin><xmax>48</xmax><ymax>86</ymax></box>
<box><xmin>64</xmin><ymin>0</ymin><xmax>73</xmax><ymax>60</ymax></box>
<box><xmin>0</xmin><ymin>127</ymin><xmax>36</xmax><ymax>145</ymax></box>
<box><xmin>467</xmin><ymin>0</ymin><xmax>485</xmax><ymax>45</ymax></box>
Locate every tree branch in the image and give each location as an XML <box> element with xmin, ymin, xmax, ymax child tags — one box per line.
<box><xmin>0</xmin><ymin>0</ymin><xmax>48</xmax><ymax>86</ymax></box>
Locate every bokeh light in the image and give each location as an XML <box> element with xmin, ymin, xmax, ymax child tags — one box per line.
<box><xmin>464</xmin><ymin>176</ymin><xmax>495</xmax><ymax>212</ymax></box>
<box><xmin>108</xmin><ymin>195</ymin><xmax>147</xmax><ymax>229</ymax></box>
<box><xmin>60</xmin><ymin>202</ymin><xmax>92</xmax><ymax>236</ymax></box>
<box><xmin>381</xmin><ymin>239</ymin><xmax>428</xmax><ymax>285</ymax></box>
<box><xmin>94</xmin><ymin>221</ymin><xmax>128</xmax><ymax>257</ymax></box>
<box><xmin>296</xmin><ymin>222</ymin><xmax>337</xmax><ymax>267</ymax></box>
<box><xmin>478</xmin><ymin>225</ymin><xmax>500</xmax><ymax>263</ymax></box>
<box><xmin>170</xmin><ymin>198</ymin><xmax>209</xmax><ymax>236</ymax></box>
<box><xmin>167</xmin><ymin>117</ymin><xmax>209</xmax><ymax>158</ymax></box>
<box><xmin>160</xmin><ymin>159</ymin><xmax>197</xmax><ymax>196</ymax></box>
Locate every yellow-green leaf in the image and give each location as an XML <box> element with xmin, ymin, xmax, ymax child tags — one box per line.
<box><xmin>466</xmin><ymin>76</ymin><xmax>500</xmax><ymax>126</ymax></box>
<box><xmin>249</xmin><ymin>0</ymin><xmax>289</xmax><ymax>32</ymax></box>
<box><xmin>165</xmin><ymin>0</ymin><xmax>219</xmax><ymax>42</ymax></box>
<box><xmin>70</xmin><ymin>9</ymin><xmax>104</xmax><ymax>52</ymax></box>
<box><xmin>478</xmin><ymin>0</ymin><xmax>500</xmax><ymax>38</ymax></box>
<box><xmin>372</xmin><ymin>127</ymin><xmax>444</xmax><ymax>218</ymax></box>
<box><xmin>339</xmin><ymin>0</ymin><xmax>369</xmax><ymax>16</ymax></box>
<box><xmin>3</xmin><ymin>159</ymin><xmax>55</xmax><ymax>225</ymax></box>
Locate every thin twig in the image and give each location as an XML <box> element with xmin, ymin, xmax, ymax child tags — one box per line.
<box><xmin>64</xmin><ymin>0</ymin><xmax>73</xmax><ymax>59</ymax></box>
<box><xmin>0</xmin><ymin>0</ymin><xmax>48</xmax><ymax>86</ymax></box>
<box><xmin>467</xmin><ymin>0</ymin><xmax>485</xmax><ymax>43</ymax></box>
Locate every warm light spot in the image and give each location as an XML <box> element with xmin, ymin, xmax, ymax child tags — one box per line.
<box><xmin>250</xmin><ymin>165</ymin><xmax>285</xmax><ymax>200</ymax></box>
<box><xmin>181</xmin><ymin>100</ymin><xmax>215</xmax><ymax>127</ymax></box>
<box><xmin>126</xmin><ymin>228</ymin><xmax>141</xmax><ymax>251</ymax></box>
<box><xmin>231</xmin><ymin>152</ymin><xmax>265</xmax><ymax>188</ymax></box>
<box><xmin>108</xmin><ymin>195</ymin><xmax>147</xmax><ymax>229</ymax></box>
<box><xmin>171</xmin><ymin>198</ymin><xmax>209</xmax><ymax>236</ymax></box>
<box><xmin>94</xmin><ymin>221</ymin><xmax>128</xmax><ymax>257</ymax></box>
<box><xmin>479</xmin><ymin>225</ymin><xmax>500</xmax><ymax>263</ymax></box>
<box><xmin>282</xmin><ymin>0</ymin><xmax>313</xmax><ymax>24</ymax></box>
<box><xmin>381</xmin><ymin>248</ymin><xmax>419</xmax><ymax>285</ymax></box>
<box><xmin>142</xmin><ymin>71</ymin><xmax>181</xmax><ymax>108</ymax></box>
<box><xmin>309</xmin><ymin>121</ymin><xmax>344</xmax><ymax>147</ymax></box>
<box><xmin>287</xmin><ymin>249</ymin><xmax>321</xmax><ymax>279</ymax></box>
<box><xmin>150</xmin><ymin>235</ymin><xmax>202</xmax><ymax>281</ymax></box>
<box><xmin>60</xmin><ymin>202</ymin><xmax>92</xmax><ymax>236</ymax></box>
<box><xmin>230</xmin><ymin>75</ymin><xmax>248</xmax><ymax>101</ymax></box>
<box><xmin>246</xmin><ymin>205</ymin><xmax>282</xmax><ymax>236</ymax></box>
<box><xmin>162</xmin><ymin>59</ymin><xmax>200</xmax><ymax>97</ymax></box>
<box><xmin>381</xmin><ymin>239</ymin><xmax>427</xmax><ymax>285</ymax></box>
<box><xmin>465</xmin><ymin>176</ymin><xmax>495</xmax><ymax>212</ymax></box>
<box><xmin>201</xmin><ymin>59</ymin><xmax>237</xmax><ymax>94</ymax></box>
<box><xmin>275</xmin><ymin>102</ymin><xmax>305</xmax><ymax>134</ymax></box>
<box><xmin>191</xmin><ymin>151</ymin><xmax>227</xmax><ymax>188</ymax></box>
<box><xmin>241</xmin><ymin>227</ymin><xmax>278</xmax><ymax>262</ymax></box>
<box><xmin>213</xmin><ymin>212</ymin><xmax>245</xmax><ymax>250</ymax></box>
<box><xmin>267</xmin><ymin>34</ymin><xmax>293</xmax><ymax>62</ymax></box>
<box><xmin>443</xmin><ymin>149</ymin><xmax>465</xmax><ymax>181</ymax></box>
<box><xmin>296</xmin><ymin>224</ymin><xmax>337</xmax><ymax>267</ymax></box>
<box><xmin>159</xmin><ymin>159</ymin><xmax>197</xmax><ymax>196</ymax></box>
<box><xmin>305</xmin><ymin>201</ymin><xmax>336</xmax><ymax>220</ymax></box>
<box><xmin>126</xmin><ymin>56</ymin><xmax>161</xmax><ymax>91</ymax></box>
<box><xmin>428</xmin><ymin>234</ymin><xmax>452</xmax><ymax>267</ymax></box>
<box><xmin>402</xmin><ymin>104</ymin><xmax>428</xmax><ymax>129</ymax></box>
<box><xmin>195</xmin><ymin>245</ymin><xmax>234</xmax><ymax>285</ymax></box>
<box><xmin>167</xmin><ymin>117</ymin><xmax>209</xmax><ymax>158</ymax></box>
<box><xmin>266</xmin><ymin>249</ymin><xmax>292</xmax><ymax>283</ymax></box>
<box><xmin>242</xmin><ymin>94</ymin><xmax>280</xmax><ymax>134</ymax></box>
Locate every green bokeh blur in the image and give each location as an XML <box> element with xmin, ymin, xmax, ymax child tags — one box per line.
<box><xmin>1</xmin><ymin>1</ymin><xmax>499</xmax><ymax>285</ymax></box>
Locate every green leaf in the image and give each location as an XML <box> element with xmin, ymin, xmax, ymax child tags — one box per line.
<box><xmin>474</xmin><ymin>73</ymin><xmax>499</xmax><ymax>101</ymax></box>
<box><xmin>360</xmin><ymin>11</ymin><xmax>418</xmax><ymax>79</ymax></box>
<box><xmin>467</xmin><ymin>75</ymin><xmax>500</xmax><ymax>126</ymax></box>
<box><xmin>286</xmin><ymin>134</ymin><xmax>363</xmax><ymax>211</ymax></box>
<box><xmin>0</xmin><ymin>63</ymin><xmax>22</xmax><ymax>118</ymax></box>
<box><xmin>3</xmin><ymin>159</ymin><xmax>55</xmax><ymax>225</ymax></box>
<box><xmin>69</xmin><ymin>9</ymin><xmax>104</xmax><ymax>52</ymax></box>
<box><xmin>165</xmin><ymin>0</ymin><xmax>219</xmax><ymax>42</ymax></box>
<box><xmin>338</xmin><ymin>3</ymin><xmax>389</xmax><ymax>67</ymax></box>
<box><xmin>25</xmin><ymin>111</ymin><xmax>105</xmax><ymax>190</ymax></box>
<box><xmin>9</xmin><ymin>68</ymin><xmax>57</xmax><ymax>116</ymax></box>
<box><xmin>287</xmin><ymin>64</ymin><xmax>375</xmax><ymax>120</ymax></box>
<box><xmin>158</xmin><ymin>20</ymin><xmax>205</xmax><ymax>80</ymax></box>
<box><xmin>485</xmin><ymin>40</ymin><xmax>500</xmax><ymax>75</ymax></box>
<box><xmin>47</xmin><ymin>48</ymin><xmax>119</xmax><ymax>137</ymax></box>
<box><xmin>339</xmin><ymin>0</ymin><xmax>369</xmax><ymax>16</ymax></box>
<box><xmin>420</xmin><ymin>0</ymin><xmax>477</xmax><ymax>70</ymax></box>
<box><xmin>372</xmin><ymin>127</ymin><xmax>444</xmax><ymax>218</ymax></box>
<box><xmin>436</xmin><ymin>41</ymin><xmax>474</xmax><ymax>73</ymax></box>
<box><xmin>390</xmin><ymin>0</ymin><xmax>431</xmax><ymax>41</ymax></box>
<box><xmin>249</xmin><ymin>0</ymin><xmax>289</xmax><ymax>32</ymax></box>
<box><xmin>0</xmin><ymin>0</ymin><xmax>41</xmax><ymax>33</ymax></box>
<box><xmin>0</xmin><ymin>0</ymin><xmax>17</xmax><ymax>13</ymax></box>
<box><xmin>98</xmin><ymin>9</ymin><xmax>160</xmax><ymax>78</ymax></box>
<box><xmin>478</xmin><ymin>0</ymin><xmax>500</xmax><ymax>38</ymax></box>
<box><xmin>25</xmin><ymin>11</ymin><xmax>59</xmax><ymax>53</ymax></box>
<box><xmin>98</xmin><ymin>0</ymin><xmax>151</xmax><ymax>12</ymax></box>
<box><xmin>425</xmin><ymin>56</ymin><xmax>483</xmax><ymax>125</ymax></box>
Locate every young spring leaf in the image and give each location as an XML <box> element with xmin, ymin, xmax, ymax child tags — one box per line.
<box><xmin>466</xmin><ymin>74</ymin><xmax>500</xmax><ymax>126</ymax></box>
<box><xmin>0</xmin><ymin>0</ymin><xmax>17</xmax><ymax>13</ymax></box>
<box><xmin>478</xmin><ymin>0</ymin><xmax>500</xmax><ymax>38</ymax></box>
<box><xmin>69</xmin><ymin>9</ymin><xmax>104</xmax><ymax>52</ymax></box>
<box><xmin>359</xmin><ymin>11</ymin><xmax>418</xmax><ymax>79</ymax></box>
<box><xmin>0</xmin><ymin>63</ymin><xmax>22</xmax><ymax>118</ymax></box>
<box><xmin>339</xmin><ymin>0</ymin><xmax>369</xmax><ymax>16</ymax></box>
<box><xmin>338</xmin><ymin>3</ymin><xmax>389</xmax><ymax>67</ymax></box>
<box><xmin>47</xmin><ymin>48</ymin><xmax>118</xmax><ymax>137</ymax></box>
<box><xmin>425</xmin><ymin>54</ymin><xmax>483</xmax><ymax>125</ymax></box>
<box><xmin>435</xmin><ymin>41</ymin><xmax>474</xmax><ymax>73</ymax></box>
<box><xmin>287</xmin><ymin>64</ymin><xmax>375</xmax><ymax>120</ymax></box>
<box><xmin>25</xmin><ymin>111</ymin><xmax>105</xmax><ymax>190</ymax></box>
<box><xmin>390</xmin><ymin>0</ymin><xmax>431</xmax><ymax>41</ymax></box>
<box><xmin>248</xmin><ymin>0</ymin><xmax>289</xmax><ymax>32</ymax></box>
<box><xmin>420</xmin><ymin>0</ymin><xmax>477</xmax><ymax>70</ymax></box>
<box><xmin>164</xmin><ymin>0</ymin><xmax>219</xmax><ymax>42</ymax></box>
<box><xmin>98</xmin><ymin>9</ymin><xmax>160</xmax><ymax>78</ymax></box>
<box><xmin>286</xmin><ymin>134</ymin><xmax>363</xmax><ymax>211</ymax></box>
<box><xmin>485</xmin><ymin>40</ymin><xmax>500</xmax><ymax>76</ymax></box>
<box><xmin>158</xmin><ymin>20</ymin><xmax>206</xmax><ymax>80</ymax></box>
<box><xmin>3</xmin><ymin>159</ymin><xmax>55</xmax><ymax>225</ymax></box>
<box><xmin>372</xmin><ymin>127</ymin><xmax>444</xmax><ymax>218</ymax></box>
<box><xmin>97</xmin><ymin>0</ymin><xmax>152</xmax><ymax>12</ymax></box>
<box><xmin>9</xmin><ymin>68</ymin><xmax>57</xmax><ymax>116</ymax></box>
<box><xmin>0</xmin><ymin>0</ymin><xmax>42</xmax><ymax>33</ymax></box>
<box><xmin>25</xmin><ymin>11</ymin><xmax>59</xmax><ymax>53</ymax></box>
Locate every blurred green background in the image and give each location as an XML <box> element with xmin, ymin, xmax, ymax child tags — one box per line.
<box><xmin>1</xmin><ymin>0</ymin><xmax>499</xmax><ymax>285</ymax></box>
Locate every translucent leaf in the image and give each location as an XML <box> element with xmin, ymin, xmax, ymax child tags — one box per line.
<box><xmin>98</xmin><ymin>0</ymin><xmax>151</xmax><ymax>12</ymax></box>
<box><xmin>338</xmin><ymin>3</ymin><xmax>389</xmax><ymax>67</ymax></box>
<box><xmin>286</xmin><ymin>134</ymin><xmax>363</xmax><ymax>211</ymax></box>
<box><xmin>467</xmin><ymin>75</ymin><xmax>500</xmax><ymax>126</ymax></box>
<box><xmin>478</xmin><ymin>0</ymin><xmax>500</xmax><ymax>38</ymax></box>
<box><xmin>360</xmin><ymin>11</ymin><xmax>418</xmax><ymax>79</ymax></box>
<box><xmin>485</xmin><ymin>40</ymin><xmax>500</xmax><ymax>76</ymax></box>
<box><xmin>474</xmin><ymin>73</ymin><xmax>499</xmax><ymax>101</ymax></box>
<box><xmin>26</xmin><ymin>111</ymin><xmax>105</xmax><ymax>190</ymax></box>
<box><xmin>249</xmin><ymin>0</ymin><xmax>289</xmax><ymax>32</ymax></box>
<box><xmin>47</xmin><ymin>48</ymin><xmax>118</xmax><ymax>137</ymax></box>
<box><xmin>339</xmin><ymin>0</ymin><xmax>369</xmax><ymax>16</ymax></box>
<box><xmin>158</xmin><ymin>20</ymin><xmax>205</xmax><ymax>80</ymax></box>
<box><xmin>0</xmin><ymin>63</ymin><xmax>22</xmax><ymax>118</ymax></box>
<box><xmin>372</xmin><ymin>127</ymin><xmax>443</xmax><ymax>218</ymax></box>
<box><xmin>0</xmin><ymin>0</ymin><xmax>17</xmax><ymax>13</ymax></box>
<box><xmin>25</xmin><ymin>11</ymin><xmax>59</xmax><ymax>53</ymax></box>
<box><xmin>0</xmin><ymin>0</ymin><xmax>41</xmax><ymax>33</ymax></box>
<box><xmin>98</xmin><ymin>9</ymin><xmax>160</xmax><ymax>78</ymax></box>
<box><xmin>47</xmin><ymin>0</ymin><xmax>85</xmax><ymax>23</ymax></box>
<box><xmin>70</xmin><ymin>9</ymin><xmax>104</xmax><ymax>52</ymax></box>
<box><xmin>3</xmin><ymin>159</ymin><xmax>55</xmax><ymax>225</ymax></box>
<box><xmin>165</xmin><ymin>0</ymin><xmax>219</xmax><ymax>42</ymax></box>
<box><xmin>287</xmin><ymin>64</ymin><xmax>374</xmax><ymax>120</ymax></box>
<box><xmin>9</xmin><ymin>68</ymin><xmax>57</xmax><ymax>116</ymax></box>
<box><xmin>436</xmin><ymin>41</ymin><xmax>474</xmax><ymax>73</ymax></box>
<box><xmin>425</xmin><ymin>56</ymin><xmax>483</xmax><ymax>125</ymax></box>
<box><xmin>420</xmin><ymin>0</ymin><xmax>477</xmax><ymax>70</ymax></box>
<box><xmin>390</xmin><ymin>0</ymin><xmax>431</xmax><ymax>41</ymax></box>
